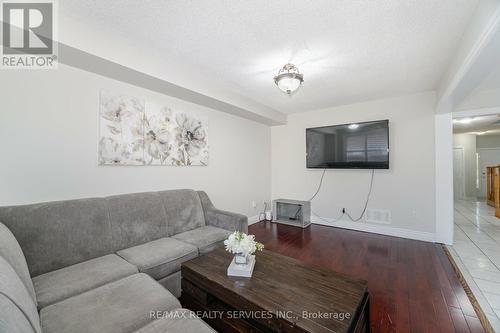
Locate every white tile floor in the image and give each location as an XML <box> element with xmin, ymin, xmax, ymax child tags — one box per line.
<box><xmin>449</xmin><ymin>198</ymin><xmax>500</xmax><ymax>332</ymax></box>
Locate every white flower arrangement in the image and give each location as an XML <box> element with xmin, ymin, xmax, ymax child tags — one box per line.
<box><xmin>224</xmin><ymin>231</ymin><xmax>264</xmax><ymax>257</ymax></box>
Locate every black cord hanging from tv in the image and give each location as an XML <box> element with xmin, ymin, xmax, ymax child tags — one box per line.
<box><xmin>345</xmin><ymin>169</ymin><xmax>375</xmax><ymax>222</ymax></box>
<box><xmin>307</xmin><ymin>168</ymin><xmax>375</xmax><ymax>223</ymax></box>
<box><xmin>291</xmin><ymin>168</ymin><xmax>327</xmax><ymax>220</ymax></box>
<box><xmin>308</xmin><ymin>168</ymin><xmax>327</xmax><ymax>202</ymax></box>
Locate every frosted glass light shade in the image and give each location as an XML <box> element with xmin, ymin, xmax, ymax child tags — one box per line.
<box><xmin>276</xmin><ymin>76</ymin><xmax>301</xmax><ymax>94</ymax></box>
<box><xmin>274</xmin><ymin>63</ymin><xmax>304</xmax><ymax>96</ymax></box>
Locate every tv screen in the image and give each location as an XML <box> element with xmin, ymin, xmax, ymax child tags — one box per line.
<box><xmin>306</xmin><ymin>120</ymin><xmax>389</xmax><ymax>169</ymax></box>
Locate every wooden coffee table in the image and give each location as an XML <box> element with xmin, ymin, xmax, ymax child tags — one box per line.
<box><xmin>181</xmin><ymin>247</ymin><xmax>369</xmax><ymax>333</ymax></box>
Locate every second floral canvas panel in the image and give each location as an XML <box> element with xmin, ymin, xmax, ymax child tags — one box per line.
<box><xmin>144</xmin><ymin>102</ymin><xmax>209</xmax><ymax>166</ymax></box>
<box><xmin>99</xmin><ymin>90</ymin><xmax>209</xmax><ymax>166</ymax></box>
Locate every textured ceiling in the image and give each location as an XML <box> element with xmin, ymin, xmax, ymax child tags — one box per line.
<box><xmin>61</xmin><ymin>0</ymin><xmax>479</xmax><ymax>114</ymax></box>
<box><xmin>475</xmin><ymin>65</ymin><xmax>500</xmax><ymax>91</ymax></box>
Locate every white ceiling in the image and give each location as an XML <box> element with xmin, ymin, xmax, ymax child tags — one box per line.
<box><xmin>453</xmin><ymin>115</ymin><xmax>500</xmax><ymax>135</ymax></box>
<box><xmin>474</xmin><ymin>65</ymin><xmax>500</xmax><ymax>91</ymax></box>
<box><xmin>457</xmin><ymin>28</ymin><xmax>500</xmax><ymax>111</ymax></box>
<box><xmin>61</xmin><ymin>0</ymin><xmax>479</xmax><ymax>114</ymax></box>
<box><xmin>456</xmin><ymin>67</ymin><xmax>500</xmax><ymax>111</ymax></box>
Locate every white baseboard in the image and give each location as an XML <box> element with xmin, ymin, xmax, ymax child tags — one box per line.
<box><xmin>247</xmin><ymin>215</ymin><xmax>261</xmax><ymax>225</ymax></box>
<box><xmin>310</xmin><ymin>216</ymin><xmax>436</xmax><ymax>243</ymax></box>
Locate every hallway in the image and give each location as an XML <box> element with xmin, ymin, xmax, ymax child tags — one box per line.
<box><xmin>449</xmin><ymin>199</ymin><xmax>500</xmax><ymax>331</ymax></box>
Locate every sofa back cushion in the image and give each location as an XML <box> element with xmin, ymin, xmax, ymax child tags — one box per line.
<box><xmin>158</xmin><ymin>189</ymin><xmax>205</xmax><ymax>236</ymax></box>
<box><xmin>0</xmin><ymin>222</ymin><xmax>37</xmax><ymax>304</ymax></box>
<box><xmin>0</xmin><ymin>198</ymin><xmax>113</xmax><ymax>276</ymax></box>
<box><xmin>0</xmin><ymin>189</ymin><xmax>207</xmax><ymax>276</ymax></box>
<box><xmin>0</xmin><ymin>256</ymin><xmax>41</xmax><ymax>333</ymax></box>
<box><xmin>106</xmin><ymin>192</ymin><xmax>169</xmax><ymax>251</ymax></box>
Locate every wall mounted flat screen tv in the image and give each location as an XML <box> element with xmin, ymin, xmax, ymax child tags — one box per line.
<box><xmin>306</xmin><ymin>120</ymin><xmax>389</xmax><ymax>169</ymax></box>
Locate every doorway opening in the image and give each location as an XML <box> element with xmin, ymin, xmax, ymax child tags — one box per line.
<box><xmin>453</xmin><ymin>114</ymin><xmax>500</xmax><ymax>201</ymax></box>
<box><xmin>450</xmin><ymin>113</ymin><xmax>500</xmax><ymax>329</ymax></box>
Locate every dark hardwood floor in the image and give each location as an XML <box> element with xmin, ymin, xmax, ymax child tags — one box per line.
<box><xmin>249</xmin><ymin>221</ymin><xmax>485</xmax><ymax>333</ymax></box>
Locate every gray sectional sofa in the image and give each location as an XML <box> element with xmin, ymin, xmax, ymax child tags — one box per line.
<box><xmin>0</xmin><ymin>189</ymin><xmax>248</xmax><ymax>333</ymax></box>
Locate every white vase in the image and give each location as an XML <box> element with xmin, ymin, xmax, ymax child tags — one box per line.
<box><xmin>234</xmin><ymin>252</ymin><xmax>248</xmax><ymax>265</ymax></box>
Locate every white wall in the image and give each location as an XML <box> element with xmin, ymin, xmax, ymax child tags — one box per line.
<box><xmin>435</xmin><ymin>113</ymin><xmax>454</xmax><ymax>245</ymax></box>
<box><xmin>477</xmin><ymin>134</ymin><xmax>500</xmax><ymax>148</ymax></box>
<box><xmin>453</xmin><ymin>134</ymin><xmax>477</xmax><ymax>197</ymax></box>
<box><xmin>271</xmin><ymin>92</ymin><xmax>437</xmax><ymax>239</ymax></box>
<box><xmin>0</xmin><ymin>65</ymin><xmax>271</xmax><ymax>217</ymax></box>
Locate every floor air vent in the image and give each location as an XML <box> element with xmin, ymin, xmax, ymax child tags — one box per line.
<box><xmin>365</xmin><ymin>209</ymin><xmax>391</xmax><ymax>224</ymax></box>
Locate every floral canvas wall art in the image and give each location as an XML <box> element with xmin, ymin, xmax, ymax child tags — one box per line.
<box><xmin>99</xmin><ymin>90</ymin><xmax>145</xmax><ymax>165</ymax></box>
<box><xmin>173</xmin><ymin>112</ymin><xmax>209</xmax><ymax>166</ymax></box>
<box><xmin>99</xmin><ymin>90</ymin><xmax>209</xmax><ymax>166</ymax></box>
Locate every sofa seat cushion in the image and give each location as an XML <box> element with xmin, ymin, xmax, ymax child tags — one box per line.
<box><xmin>171</xmin><ymin>226</ymin><xmax>231</xmax><ymax>254</ymax></box>
<box><xmin>40</xmin><ymin>273</ymin><xmax>180</xmax><ymax>333</ymax></box>
<box><xmin>117</xmin><ymin>238</ymin><xmax>198</xmax><ymax>280</ymax></box>
<box><xmin>135</xmin><ymin>309</ymin><xmax>216</xmax><ymax>333</ymax></box>
<box><xmin>33</xmin><ymin>254</ymin><xmax>138</xmax><ymax>309</ymax></box>
<box><xmin>157</xmin><ymin>271</ymin><xmax>181</xmax><ymax>298</ymax></box>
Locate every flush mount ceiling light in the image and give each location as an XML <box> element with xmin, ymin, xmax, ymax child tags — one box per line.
<box><xmin>348</xmin><ymin>123</ymin><xmax>359</xmax><ymax>130</ymax></box>
<box><xmin>274</xmin><ymin>63</ymin><xmax>304</xmax><ymax>96</ymax></box>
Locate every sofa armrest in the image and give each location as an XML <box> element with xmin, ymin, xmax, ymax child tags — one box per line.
<box><xmin>197</xmin><ymin>191</ymin><xmax>248</xmax><ymax>233</ymax></box>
